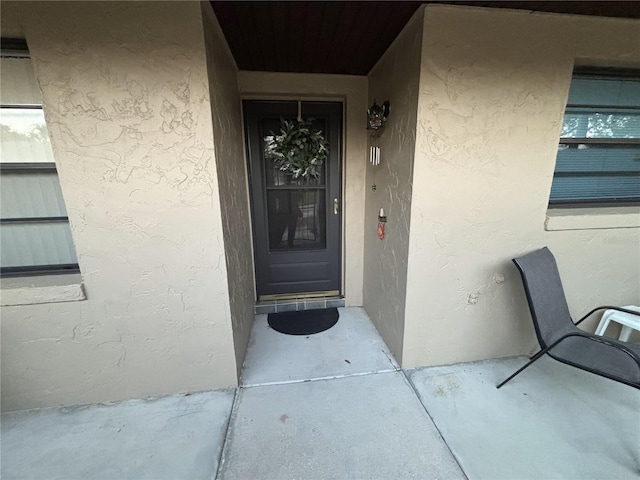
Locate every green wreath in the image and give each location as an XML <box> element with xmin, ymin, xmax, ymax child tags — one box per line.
<box><xmin>265</xmin><ymin>118</ymin><xmax>329</xmax><ymax>180</ymax></box>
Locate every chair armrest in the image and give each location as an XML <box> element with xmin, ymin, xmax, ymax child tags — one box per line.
<box><xmin>550</xmin><ymin>331</ymin><xmax>640</xmax><ymax>368</ymax></box>
<box><xmin>574</xmin><ymin>305</ymin><xmax>640</xmax><ymax>326</ymax></box>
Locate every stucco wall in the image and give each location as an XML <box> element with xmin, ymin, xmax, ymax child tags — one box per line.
<box><xmin>237</xmin><ymin>72</ymin><xmax>368</xmax><ymax>307</ymax></box>
<box><xmin>363</xmin><ymin>10</ymin><xmax>424</xmax><ymax>364</ymax></box>
<box><xmin>201</xmin><ymin>3</ymin><xmax>255</xmax><ymax>377</ymax></box>
<box><xmin>403</xmin><ymin>6</ymin><xmax>640</xmax><ymax>368</ymax></box>
<box><xmin>1</xmin><ymin>1</ymin><xmax>238</xmax><ymax>411</ymax></box>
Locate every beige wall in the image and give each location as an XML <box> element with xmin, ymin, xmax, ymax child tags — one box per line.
<box><xmin>1</xmin><ymin>1</ymin><xmax>239</xmax><ymax>411</ymax></box>
<box><xmin>3</xmin><ymin>2</ymin><xmax>638</xmax><ymax>411</ymax></box>
<box><xmin>403</xmin><ymin>6</ymin><xmax>640</xmax><ymax>368</ymax></box>
<box><xmin>201</xmin><ymin>3</ymin><xmax>255</xmax><ymax>377</ymax></box>
<box><xmin>363</xmin><ymin>9</ymin><xmax>424</xmax><ymax>364</ymax></box>
<box><xmin>238</xmin><ymin>72</ymin><xmax>368</xmax><ymax>306</ymax></box>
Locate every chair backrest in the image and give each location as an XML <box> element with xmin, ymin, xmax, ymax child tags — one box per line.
<box><xmin>512</xmin><ymin>247</ymin><xmax>576</xmax><ymax>348</ymax></box>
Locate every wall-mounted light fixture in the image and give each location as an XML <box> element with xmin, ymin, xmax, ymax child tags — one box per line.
<box><xmin>367</xmin><ymin>100</ymin><xmax>390</xmax><ymax>130</ymax></box>
<box><xmin>368</xmin><ymin>100</ymin><xmax>390</xmax><ymax>177</ymax></box>
<box><xmin>368</xmin><ymin>100</ymin><xmax>390</xmax><ymax>193</ymax></box>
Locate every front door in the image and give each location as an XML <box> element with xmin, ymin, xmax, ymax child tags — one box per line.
<box><xmin>244</xmin><ymin>100</ymin><xmax>342</xmax><ymax>299</ymax></box>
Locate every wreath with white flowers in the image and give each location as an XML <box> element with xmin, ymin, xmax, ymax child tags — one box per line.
<box><xmin>264</xmin><ymin>118</ymin><xmax>329</xmax><ymax>180</ymax></box>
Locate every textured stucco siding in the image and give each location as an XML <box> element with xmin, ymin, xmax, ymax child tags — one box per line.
<box><xmin>2</xmin><ymin>1</ymin><xmax>639</xmax><ymax>411</ymax></box>
<box><xmin>363</xmin><ymin>9</ymin><xmax>424</xmax><ymax>364</ymax></box>
<box><xmin>1</xmin><ymin>1</ymin><xmax>238</xmax><ymax>411</ymax></box>
<box><xmin>403</xmin><ymin>6</ymin><xmax>640</xmax><ymax>368</ymax></box>
<box><xmin>201</xmin><ymin>3</ymin><xmax>255</xmax><ymax>377</ymax></box>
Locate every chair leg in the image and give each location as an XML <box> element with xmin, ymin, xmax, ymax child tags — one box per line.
<box><xmin>496</xmin><ymin>349</ymin><xmax>547</xmax><ymax>389</ymax></box>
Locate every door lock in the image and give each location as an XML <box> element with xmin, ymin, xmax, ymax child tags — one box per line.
<box><xmin>333</xmin><ymin>197</ymin><xmax>339</xmax><ymax>215</ymax></box>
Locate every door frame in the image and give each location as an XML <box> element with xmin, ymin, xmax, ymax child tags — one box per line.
<box><xmin>242</xmin><ymin>97</ymin><xmax>345</xmax><ymax>300</ymax></box>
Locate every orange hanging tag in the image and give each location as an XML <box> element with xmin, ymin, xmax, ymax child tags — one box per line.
<box><xmin>377</xmin><ymin>222</ymin><xmax>385</xmax><ymax>240</ymax></box>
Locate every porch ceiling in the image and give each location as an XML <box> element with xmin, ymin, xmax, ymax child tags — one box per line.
<box><xmin>210</xmin><ymin>1</ymin><xmax>640</xmax><ymax>76</ymax></box>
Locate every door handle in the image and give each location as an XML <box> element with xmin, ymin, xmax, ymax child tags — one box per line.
<box><xmin>333</xmin><ymin>197</ymin><xmax>339</xmax><ymax>215</ymax></box>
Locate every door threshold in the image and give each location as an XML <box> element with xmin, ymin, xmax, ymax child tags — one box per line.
<box><xmin>255</xmin><ymin>294</ymin><xmax>345</xmax><ymax>315</ymax></box>
<box><xmin>258</xmin><ymin>290</ymin><xmax>340</xmax><ymax>302</ymax></box>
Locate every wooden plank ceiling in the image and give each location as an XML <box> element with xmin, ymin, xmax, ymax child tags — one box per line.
<box><xmin>211</xmin><ymin>1</ymin><xmax>640</xmax><ymax>76</ymax></box>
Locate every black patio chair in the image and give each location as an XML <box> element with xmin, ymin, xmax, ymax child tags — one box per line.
<box><xmin>497</xmin><ymin>246</ymin><xmax>640</xmax><ymax>389</ymax></box>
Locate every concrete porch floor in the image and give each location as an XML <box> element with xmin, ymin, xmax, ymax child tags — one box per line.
<box><xmin>2</xmin><ymin>307</ymin><xmax>639</xmax><ymax>479</ymax></box>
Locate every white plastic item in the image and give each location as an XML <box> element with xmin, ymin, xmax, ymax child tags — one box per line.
<box><xmin>594</xmin><ymin>305</ymin><xmax>640</xmax><ymax>342</ymax></box>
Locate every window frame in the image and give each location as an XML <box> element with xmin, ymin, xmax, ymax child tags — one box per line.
<box><xmin>548</xmin><ymin>68</ymin><xmax>640</xmax><ymax>209</ymax></box>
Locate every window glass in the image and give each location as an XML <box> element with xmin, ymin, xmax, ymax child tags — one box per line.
<box><xmin>0</xmin><ymin>108</ymin><xmax>57</xmax><ymax>163</ymax></box>
<box><xmin>1</xmin><ymin>170</ymin><xmax>68</xmax><ymax>218</ymax></box>
<box><xmin>0</xmin><ymin>45</ymin><xmax>80</xmax><ymax>276</ymax></box>
<box><xmin>549</xmin><ymin>73</ymin><xmax>640</xmax><ymax>206</ymax></box>
<box><xmin>561</xmin><ymin>110</ymin><xmax>640</xmax><ymax>139</ymax></box>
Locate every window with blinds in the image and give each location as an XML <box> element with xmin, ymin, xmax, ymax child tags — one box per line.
<box><xmin>0</xmin><ymin>40</ymin><xmax>80</xmax><ymax>277</ymax></box>
<box><xmin>549</xmin><ymin>71</ymin><xmax>640</xmax><ymax>206</ymax></box>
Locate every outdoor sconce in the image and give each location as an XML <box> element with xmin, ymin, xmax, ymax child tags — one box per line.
<box><xmin>367</xmin><ymin>100</ymin><xmax>390</xmax><ymax>130</ymax></box>
<box><xmin>368</xmin><ymin>100</ymin><xmax>389</xmax><ymax>183</ymax></box>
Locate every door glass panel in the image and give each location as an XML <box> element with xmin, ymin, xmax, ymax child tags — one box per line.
<box><xmin>266</xmin><ymin>189</ymin><xmax>326</xmax><ymax>250</ymax></box>
<box><xmin>264</xmin><ymin>156</ymin><xmax>325</xmax><ymax>187</ymax></box>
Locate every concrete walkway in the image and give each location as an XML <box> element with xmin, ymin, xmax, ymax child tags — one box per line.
<box><xmin>2</xmin><ymin>307</ymin><xmax>639</xmax><ymax>479</ymax></box>
<box><xmin>407</xmin><ymin>356</ymin><xmax>640</xmax><ymax>479</ymax></box>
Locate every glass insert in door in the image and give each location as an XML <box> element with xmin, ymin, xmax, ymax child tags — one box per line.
<box><xmin>262</xmin><ymin>116</ymin><xmax>328</xmax><ymax>252</ymax></box>
<box><xmin>266</xmin><ymin>189</ymin><xmax>326</xmax><ymax>250</ymax></box>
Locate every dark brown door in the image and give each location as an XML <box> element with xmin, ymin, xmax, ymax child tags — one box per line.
<box><xmin>244</xmin><ymin>100</ymin><xmax>342</xmax><ymax>298</ymax></box>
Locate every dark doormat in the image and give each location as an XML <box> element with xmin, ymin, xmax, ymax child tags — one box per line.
<box><xmin>268</xmin><ymin>308</ymin><xmax>339</xmax><ymax>335</ymax></box>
